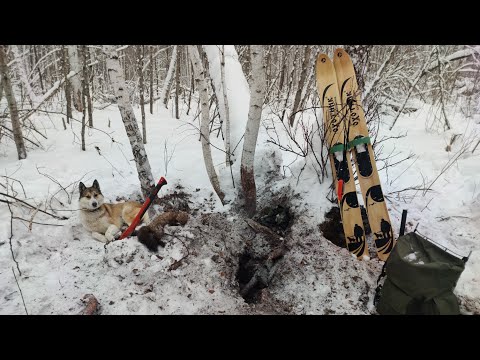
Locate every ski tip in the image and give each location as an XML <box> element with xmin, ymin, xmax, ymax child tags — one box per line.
<box><xmin>333</xmin><ymin>48</ymin><xmax>352</xmax><ymax>64</ymax></box>
<box><xmin>316</xmin><ymin>53</ymin><xmax>331</xmax><ymax>67</ymax></box>
<box><xmin>334</xmin><ymin>48</ymin><xmax>346</xmax><ymax>58</ymax></box>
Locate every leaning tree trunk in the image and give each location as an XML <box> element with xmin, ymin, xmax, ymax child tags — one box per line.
<box><xmin>67</xmin><ymin>45</ymin><xmax>84</xmax><ymax>112</ymax></box>
<box><xmin>187</xmin><ymin>45</ymin><xmax>225</xmax><ymax>205</ymax></box>
<box><xmin>160</xmin><ymin>45</ymin><xmax>177</xmax><ymax>109</ymax></box>
<box><xmin>0</xmin><ymin>45</ymin><xmax>27</xmax><ymax>160</ymax></box>
<box><xmin>104</xmin><ymin>45</ymin><xmax>155</xmax><ymax>199</ymax></box>
<box><xmin>137</xmin><ymin>45</ymin><xmax>147</xmax><ymax>143</ymax></box>
<box><xmin>241</xmin><ymin>45</ymin><xmax>266</xmax><ymax>217</ymax></box>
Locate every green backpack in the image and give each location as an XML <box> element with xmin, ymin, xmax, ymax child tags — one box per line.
<box><xmin>375</xmin><ymin>232</ymin><xmax>467</xmax><ymax>315</ymax></box>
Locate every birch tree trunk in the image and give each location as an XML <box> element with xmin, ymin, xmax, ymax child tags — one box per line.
<box><xmin>220</xmin><ymin>45</ymin><xmax>232</xmax><ymax>166</ymax></box>
<box><xmin>160</xmin><ymin>45</ymin><xmax>177</xmax><ymax>108</ymax></box>
<box><xmin>137</xmin><ymin>45</ymin><xmax>147</xmax><ymax>143</ymax></box>
<box><xmin>104</xmin><ymin>45</ymin><xmax>154</xmax><ymax>199</ymax></box>
<box><xmin>241</xmin><ymin>45</ymin><xmax>265</xmax><ymax>216</ymax></box>
<box><xmin>0</xmin><ymin>45</ymin><xmax>27</xmax><ymax>160</ymax></box>
<box><xmin>187</xmin><ymin>45</ymin><xmax>225</xmax><ymax>205</ymax></box>
<box><xmin>67</xmin><ymin>45</ymin><xmax>84</xmax><ymax>112</ymax></box>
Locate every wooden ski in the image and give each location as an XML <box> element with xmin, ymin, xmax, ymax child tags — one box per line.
<box><xmin>333</xmin><ymin>48</ymin><xmax>396</xmax><ymax>261</ymax></box>
<box><xmin>315</xmin><ymin>53</ymin><xmax>368</xmax><ymax>259</ymax></box>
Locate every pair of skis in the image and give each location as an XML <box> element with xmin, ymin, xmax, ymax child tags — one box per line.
<box><xmin>315</xmin><ymin>49</ymin><xmax>395</xmax><ymax>261</ymax></box>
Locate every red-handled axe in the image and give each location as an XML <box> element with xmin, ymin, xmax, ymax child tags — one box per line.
<box><xmin>117</xmin><ymin>176</ymin><xmax>167</xmax><ymax>240</ymax></box>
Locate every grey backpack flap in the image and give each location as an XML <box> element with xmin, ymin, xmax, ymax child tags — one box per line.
<box><xmin>376</xmin><ymin>232</ymin><xmax>466</xmax><ymax>315</ymax></box>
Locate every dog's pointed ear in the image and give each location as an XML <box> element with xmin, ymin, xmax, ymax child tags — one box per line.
<box><xmin>79</xmin><ymin>182</ymin><xmax>86</xmax><ymax>195</ymax></box>
<box><xmin>92</xmin><ymin>179</ymin><xmax>100</xmax><ymax>191</ymax></box>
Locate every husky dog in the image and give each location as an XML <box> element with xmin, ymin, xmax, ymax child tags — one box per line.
<box><xmin>78</xmin><ymin>180</ymin><xmax>148</xmax><ymax>243</ymax></box>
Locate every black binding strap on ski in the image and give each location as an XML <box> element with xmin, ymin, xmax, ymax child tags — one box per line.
<box><xmin>347</xmin><ymin>136</ymin><xmax>370</xmax><ymax>150</ymax></box>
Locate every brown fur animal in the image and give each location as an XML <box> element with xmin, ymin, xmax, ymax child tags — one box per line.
<box><xmin>137</xmin><ymin>211</ymin><xmax>189</xmax><ymax>252</ymax></box>
<box><xmin>78</xmin><ymin>180</ymin><xmax>149</xmax><ymax>243</ymax></box>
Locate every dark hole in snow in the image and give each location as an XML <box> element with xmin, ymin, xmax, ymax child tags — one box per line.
<box><xmin>319</xmin><ymin>206</ymin><xmax>370</xmax><ymax>248</ymax></box>
<box><xmin>255</xmin><ymin>205</ymin><xmax>292</xmax><ymax>233</ymax></box>
<box><xmin>236</xmin><ymin>250</ymin><xmax>265</xmax><ymax>304</ymax></box>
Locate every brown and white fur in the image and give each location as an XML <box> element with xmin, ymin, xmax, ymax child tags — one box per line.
<box><xmin>78</xmin><ymin>180</ymin><xmax>148</xmax><ymax>243</ymax></box>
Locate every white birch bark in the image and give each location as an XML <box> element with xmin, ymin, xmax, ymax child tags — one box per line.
<box><xmin>240</xmin><ymin>45</ymin><xmax>265</xmax><ymax>216</ymax></box>
<box><xmin>160</xmin><ymin>45</ymin><xmax>177</xmax><ymax>108</ymax></box>
<box><xmin>103</xmin><ymin>45</ymin><xmax>154</xmax><ymax>199</ymax></box>
<box><xmin>187</xmin><ymin>45</ymin><xmax>225</xmax><ymax>204</ymax></box>
<box><xmin>0</xmin><ymin>45</ymin><xmax>26</xmax><ymax>160</ymax></box>
<box><xmin>67</xmin><ymin>45</ymin><xmax>84</xmax><ymax>112</ymax></box>
<box><xmin>220</xmin><ymin>46</ymin><xmax>232</xmax><ymax>166</ymax></box>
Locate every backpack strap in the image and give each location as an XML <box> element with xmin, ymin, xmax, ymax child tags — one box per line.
<box><xmin>373</xmin><ymin>261</ymin><xmax>388</xmax><ymax>306</ymax></box>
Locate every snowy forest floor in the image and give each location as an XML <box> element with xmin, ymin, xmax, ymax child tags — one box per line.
<box><xmin>1</xmin><ymin>98</ymin><xmax>479</xmax><ymax>315</ymax></box>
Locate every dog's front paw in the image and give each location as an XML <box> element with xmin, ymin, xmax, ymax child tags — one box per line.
<box><xmin>105</xmin><ymin>232</ymin><xmax>116</xmax><ymax>243</ymax></box>
<box><xmin>92</xmin><ymin>232</ymin><xmax>108</xmax><ymax>243</ymax></box>
<box><xmin>105</xmin><ymin>225</ymin><xmax>120</xmax><ymax>242</ymax></box>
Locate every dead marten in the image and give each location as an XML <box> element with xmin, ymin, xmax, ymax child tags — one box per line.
<box><xmin>137</xmin><ymin>211</ymin><xmax>189</xmax><ymax>252</ymax></box>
